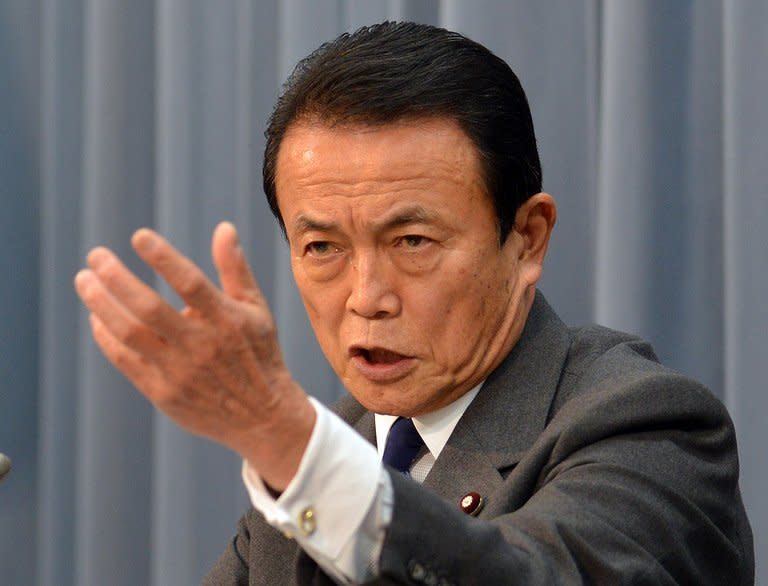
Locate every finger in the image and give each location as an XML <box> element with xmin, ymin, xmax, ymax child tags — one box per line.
<box><xmin>132</xmin><ymin>228</ymin><xmax>221</xmax><ymax>314</ymax></box>
<box><xmin>86</xmin><ymin>246</ymin><xmax>183</xmax><ymax>336</ymax></box>
<box><xmin>211</xmin><ymin>222</ymin><xmax>265</xmax><ymax>304</ymax></box>
<box><xmin>89</xmin><ymin>313</ymin><xmax>167</xmax><ymax>404</ymax></box>
<box><xmin>75</xmin><ymin>269</ymin><xmax>168</xmax><ymax>355</ymax></box>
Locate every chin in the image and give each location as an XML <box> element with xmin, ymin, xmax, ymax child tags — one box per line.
<box><xmin>346</xmin><ymin>381</ymin><xmax>420</xmax><ymax>417</ymax></box>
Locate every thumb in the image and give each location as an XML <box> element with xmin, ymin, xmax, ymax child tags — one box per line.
<box><xmin>212</xmin><ymin>222</ymin><xmax>263</xmax><ymax>303</ymax></box>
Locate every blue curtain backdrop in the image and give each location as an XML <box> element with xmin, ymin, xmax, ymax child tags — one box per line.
<box><xmin>1</xmin><ymin>1</ymin><xmax>766</xmax><ymax>584</ymax></box>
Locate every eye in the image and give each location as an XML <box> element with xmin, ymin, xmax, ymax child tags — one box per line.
<box><xmin>397</xmin><ymin>235</ymin><xmax>429</xmax><ymax>249</ymax></box>
<box><xmin>305</xmin><ymin>241</ymin><xmax>339</xmax><ymax>257</ymax></box>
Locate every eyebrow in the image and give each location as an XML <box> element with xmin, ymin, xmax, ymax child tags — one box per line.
<box><xmin>292</xmin><ymin>205</ymin><xmax>440</xmax><ymax>237</ymax></box>
<box><xmin>377</xmin><ymin>206</ymin><xmax>439</xmax><ymax>230</ymax></box>
<box><xmin>293</xmin><ymin>215</ymin><xmax>337</xmax><ymax>235</ymax></box>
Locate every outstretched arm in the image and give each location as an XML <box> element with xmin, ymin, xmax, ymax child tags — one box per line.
<box><xmin>74</xmin><ymin>221</ymin><xmax>315</xmax><ymax>492</ymax></box>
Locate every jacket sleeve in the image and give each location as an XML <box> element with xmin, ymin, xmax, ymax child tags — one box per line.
<box><xmin>201</xmin><ymin>513</ymin><xmax>250</xmax><ymax>586</ymax></box>
<box><xmin>201</xmin><ymin>507</ymin><xmax>307</xmax><ymax>586</ymax></box>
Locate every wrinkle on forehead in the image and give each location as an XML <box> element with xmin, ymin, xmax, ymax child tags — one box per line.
<box><xmin>282</xmin><ymin>155</ymin><xmax>475</xmax><ymax>198</ymax></box>
<box><xmin>275</xmin><ymin>118</ymin><xmax>484</xmax><ymax>200</ymax></box>
<box><xmin>292</xmin><ymin>204</ymin><xmax>442</xmax><ymax>239</ymax></box>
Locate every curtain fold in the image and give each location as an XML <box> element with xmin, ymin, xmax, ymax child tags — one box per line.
<box><xmin>723</xmin><ymin>0</ymin><xmax>768</xmax><ymax>575</ymax></box>
<box><xmin>37</xmin><ymin>0</ymin><xmax>82</xmax><ymax>583</ymax></box>
<box><xmin>595</xmin><ymin>0</ymin><xmax>725</xmax><ymax>391</ymax></box>
<box><xmin>75</xmin><ymin>1</ymin><xmax>156</xmax><ymax>584</ymax></box>
<box><xmin>0</xmin><ymin>1</ymin><xmax>764</xmax><ymax>584</ymax></box>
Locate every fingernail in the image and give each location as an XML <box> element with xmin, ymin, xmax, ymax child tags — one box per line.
<box><xmin>132</xmin><ymin>228</ymin><xmax>157</xmax><ymax>253</ymax></box>
<box><xmin>87</xmin><ymin>247</ymin><xmax>109</xmax><ymax>270</ymax></box>
<box><xmin>74</xmin><ymin>269</ymin><xmax>93</xmax><ymax>291</ymax></box>
<box><xmin>224</xmin><ymin>221</ymin><xmax>242</xmax><ymax>250</ymax></box>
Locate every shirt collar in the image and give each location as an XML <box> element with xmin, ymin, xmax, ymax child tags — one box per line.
<box><xmin>374</xmin><ymin>382</ymin><xmax>483</xmax><ymax>461</ymax></box>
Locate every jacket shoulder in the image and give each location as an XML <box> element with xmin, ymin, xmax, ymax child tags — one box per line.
<box><xmin>550</xmin><ymin>324</ymin><xmax>725</xmax><ymax>421</ymax></box>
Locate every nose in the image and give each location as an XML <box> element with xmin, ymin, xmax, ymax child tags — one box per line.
<box><xmin>346</xmin><ymin>250</ymin><xmax>401</xmax><ymax>319</ymax></box>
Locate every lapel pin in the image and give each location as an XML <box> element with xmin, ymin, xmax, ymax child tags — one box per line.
<box><xmin>459</xmin><ymin>491</ymin><xmax>484</xmax><ymax>516</ymax></box>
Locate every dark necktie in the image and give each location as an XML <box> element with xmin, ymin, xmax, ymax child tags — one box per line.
<box><xmin>382</xmin><ymin>417</ymin><xmax>425</xmax><ymax>475</ymax></box>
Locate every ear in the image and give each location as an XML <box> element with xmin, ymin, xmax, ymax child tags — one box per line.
<box><xmin>512</xmin><ymin>192</ymin><xmax>557</xmax><ymax>267</ymax></box>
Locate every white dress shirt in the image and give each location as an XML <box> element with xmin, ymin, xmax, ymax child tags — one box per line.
<box><xmin>243</xmin><ymin>384</ymin><xmax>482</xmax><ymax>584</ymax></box>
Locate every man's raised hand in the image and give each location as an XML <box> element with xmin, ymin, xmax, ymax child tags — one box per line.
<box><xmin>74</xmin><ymin>221</ymin><xmax>315</xmax><ymax>491</ymax></box>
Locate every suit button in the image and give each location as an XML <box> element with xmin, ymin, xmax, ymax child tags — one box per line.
<box><xmin>408</xmin><ymin>560</ymin><xmax>427</xmax><ymax>581</ymax></box>
<box><xmin>459</xmin><ymin>491</ymin><xmax>484</xmax><ymax>516</ymax></box>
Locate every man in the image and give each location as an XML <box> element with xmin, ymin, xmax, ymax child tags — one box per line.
<box><xmin>75</xmin><ymin>22</ymin><xmax>753</xmax><ymax>585</ymax></box>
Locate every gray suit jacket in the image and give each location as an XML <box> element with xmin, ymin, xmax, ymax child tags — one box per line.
<box><xmin>203</xmin><ymin>293</ymin><xmax>753</xmax><ymax>585</ymax></box>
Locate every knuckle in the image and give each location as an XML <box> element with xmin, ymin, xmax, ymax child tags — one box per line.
<box><xmin>133</xmin><ymin>295</ymin><xmax>165</xmax><ymax>323</ymax></box>
<box><xmin>116</xmin><ymin>321</ymin><xmax>146</xmax><ymax>347</ymax></box>
<box><xmin>178</xmin><ymin>276</ymin><xmax>207</xmax><ymax>300</ymax></box>
<box><xmin>250</xmin><ymin>315</ymin><xmax>277</xmax><ymax>345</ymax></box>
<box><xmin>221</xmin><ymin>312</ymin><xmax>249</xmax><ymax>340</ymax></box>
<box><xmin>258</xmin><ymin>318</ymin><xmax>277</xmax><ymax>339</ymax></box>
<box><xmin>112</xmin><ymin>349</ymin><xmax>136</xmax><ymax>371</ymax></box>
<box><xmin>227</xmin><ymin>317</ymin><xmax>269</xmax><ymax>358</ymax></box>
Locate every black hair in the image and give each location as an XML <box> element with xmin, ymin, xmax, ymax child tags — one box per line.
<box><xmin>263</xmin><ymin>21</ymin><xmax>542</xmax><ymax>243</ymax></box>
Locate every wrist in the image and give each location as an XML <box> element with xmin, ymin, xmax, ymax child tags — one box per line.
<box><xmin>238</xmin><ymin>390</ymin><xmax>317</xmax><ymax>492</ymax></box>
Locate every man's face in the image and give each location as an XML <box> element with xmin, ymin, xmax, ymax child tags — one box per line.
<box><xmin>275</xmin><ymin>118</ymin><xmax>533</xmax><ymax>416</ymax></box>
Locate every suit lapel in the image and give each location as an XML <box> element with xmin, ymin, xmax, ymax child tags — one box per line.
<box><xmin>422</xmin><ymin>292</ymin><xmax>571</xmax><ymax>510</ymax></box>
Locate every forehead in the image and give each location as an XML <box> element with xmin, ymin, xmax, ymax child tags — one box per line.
<box><xmin>274</xmin><ymin>118</ymin><xmax>489</xmax><ymax>229</ymax></box>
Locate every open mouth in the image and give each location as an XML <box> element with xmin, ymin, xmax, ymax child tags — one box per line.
<box><xmin>351</xmin><ymin>346</ymin><xmax>409</xmax><ymax>365</ymax></box>
<box><xmin>348</xmin><ymin>346</ymin><xmax>415</xmax><ymax>382</ymax></box>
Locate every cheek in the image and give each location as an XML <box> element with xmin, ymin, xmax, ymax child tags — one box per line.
<box><xmin>294</xmin><ymin>274</ymin><xmax>345</xmax><ymax>349</ymax></box>
<box><xmin>423</xmin><ymin>260</ymin><xmax>512</xmax><ymax>352</ymax></box>
<box><xmin>412</xmin><ymin>273</ymin><xmax>489</xmax><ymax>344</ymax></box>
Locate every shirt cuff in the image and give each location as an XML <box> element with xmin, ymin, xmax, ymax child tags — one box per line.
<box><xmin>242</xmin><ymin>396</ymin><xmax>384</xmax><ymax>563</ymax></box>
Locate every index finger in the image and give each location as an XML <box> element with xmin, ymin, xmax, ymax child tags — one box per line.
<box><xmin>132</xmin><ymin>228</ymin><xmax>221</xmax><ymax>314</ymax></box>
